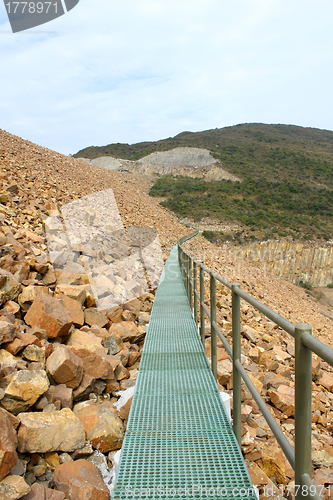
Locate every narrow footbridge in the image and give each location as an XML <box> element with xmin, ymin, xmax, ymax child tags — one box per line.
<box><xmin>112</xmin><ymin>246</ymin><xmax>257</xmax><ymax>500</ymax></box>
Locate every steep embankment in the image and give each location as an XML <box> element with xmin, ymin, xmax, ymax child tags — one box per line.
<box><xmin>0</xmin><ymin>129</ymin><xmax>189</xmax><ymax>252</ymax></box>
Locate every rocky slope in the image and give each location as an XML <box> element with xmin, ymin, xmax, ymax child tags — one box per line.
<box><xmin>0</xmin><ymin>128</ymin><xmax>332</xmax><ymax>499</ymax></box>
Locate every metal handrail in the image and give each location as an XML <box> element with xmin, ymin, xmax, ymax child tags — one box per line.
<box><xmin>177</xmin><ymin>234</ymin><xmax>333</xmax><ymax>500</ymax></box>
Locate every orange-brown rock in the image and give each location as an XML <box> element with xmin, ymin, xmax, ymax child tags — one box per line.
<box><xmin>0</xmin><ymin>271</ymin><xmax>22</xmax><ymax>307</ymax></box>
<box><xmin>58</xmin><ymin>296</ymin><xmax>84</xmax><ymax>328</ymax></box>
<box><xmin>21</xmin><ymin>483</ymin><xmax>65</xmax><ymax>499</ymax></box>
<box><xmin>84</xmin><ymin>308</ymin><xmax>108</xmax><ymax>328</ymax></box>
<box><xmin>114</xmin><ymin>363</ymin><xmax>130</xmax><ymax>381</ymax></box>
<box><xmin>0</xmin><ymin>407</ymin><xmax>18</xmax><ymax>481</ymax></box>
<box><xmin>54</xmin><ymin>284</ymin><xmax>86</xmax><ymax>305</ymax></box>
<box><xmin>317</xmin><ymin>371</ymin><xmax>333</xmax><ymax>391</ymax></box>
<box><xmin>73</xmin><ymin>373</ymin><xmax>96</xmax><ymax>401</ymax></box>
<box><xmin>267</xmin><ymin>384</ymin><xmax>295</xmax><ymax>416</ymax></box>
<box><xmin>17</xmin><ymin>408</ymin><xmax>85</xmax><ymax>453</ymax></box>
<box><xmin>108</xmin><ymin>321</ymin><xmax>144</xmax><ymax>343</ymax></box>
<box><xmin>118</xmin><ymin>396</ymin><xmax>133</xmax><ymax>423</ymax></box>
<box><xmin>52</xmin><ymin>460</ymin><xmax>109</xmax><ymax>500</ymax></box>
<box><xmin>66</xmin><ymin>329</ymin><xmax>105</xmax><ymax>353</ymax></box>
<box><xmin>24</xmin><ymin>295</ymin><xmax>72</xmax><ymax>339</ymax></box>
<box><xmin>3</xmin><ymin>331</ymin><xmax>38</xmax><ymax>355</ymax></box>
<box><xmin>0</xmin><ymin>474</ymin><xmax>30</xmax><ymax>499</ymax></box>
<box><xmin>46</xmin><ymin>346</ymin><xmax>83</xmax><ymax>389</ymax></box>
<box><xmin>1</xmin><ymin>369</ymin><xmax>49</xmax><ymax>414</ymax></box>
<box><xmin>75</xmin><ymin>402</ymin><xmax>124</xmax><ymax>452</ymax></box>
<box><xmin>216</xmin><ymin>359</ymin><xmax>233</xmax><ymax>386</ymax></box>
<box><xmin>123</xmin><ymin>298</ymin><xmax>142</xmax><ymax>316</ymax></box>
<box><xmin>44</xmin><ymin>384</ymin><xmax>73</xmax><ymax>409</ymax></box>
<box><xmin>0</xmin><ymin>319</ymin><xmax>16</xmax><ymax>345</ymax></box>
<box><xmin>73</xmin><ymin>347</ymin><xmax>115</xmax><ymax>380</ymax></box>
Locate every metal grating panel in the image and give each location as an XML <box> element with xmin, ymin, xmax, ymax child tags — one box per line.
<box><xmin>134</xmin><ymin>369</ymin><xmax>220</xmax><ymax>396</ymax></box>
<box><xmin>111</xmin><ymin>246</ymin><xmax>256</xmax><ymax>500</ymax></box>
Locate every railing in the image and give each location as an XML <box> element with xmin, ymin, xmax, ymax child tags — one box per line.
<box><xmin>178</xmin><ymin>231</ymin><xmax>333</xmax><ymax>500</ymax></box>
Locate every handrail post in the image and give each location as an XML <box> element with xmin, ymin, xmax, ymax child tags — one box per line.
<box><xmin>232</xmin><ymin>283</ymin><xmax>241</xmax><ymax>446</ymax></box>
<box><xmin>200</xmin><ymin>265</ymin><xmax>205</xmax><ymax>346</ymax></box>
<box><xmin>193</xmin><ymin>261</ymin><xmax>198</xmax><ymax>324</ymax></box>
<box><xmin>179</xmin><ymin>247</ymin><xmax>183</xmax><ymax>282</ymax></box>
<box><xmin>295</xmin><ymin>323</ymin><xmax>313</xmax><ymax>500</ymax></box>
<box><xmin>210</xmin><ymin>273</ymin><xmax>217</xmax><ymax>380</ymax></box>
<box><xmin>184</xmin><ymin>252</ymin><xmax>188</xmax><ymax>296</ymax></box>
<box><xmin>188</xmin><ymin>256</ymin><xmax>193</xmax><ymax>310</ymax></box>
<box><xmin>186</xmin><ymin>254</ymin><xmax>190</xmax><ymax>300</ymax></box>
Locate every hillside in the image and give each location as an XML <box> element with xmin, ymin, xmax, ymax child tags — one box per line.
<box><xmin>74</xmin><ymin>123</ymin><xmax>333</xmax><ymax>188</ymax></box>
<box><xmin>75</xmin><ymin>124</ymin><xmax>333</xmax><ymax>242</ymax></box>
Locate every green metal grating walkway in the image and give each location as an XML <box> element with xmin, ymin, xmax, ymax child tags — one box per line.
<box><xmin>112</xmin><ymin>247</ymin><xmax>257</xmax><ymax>500</ymax></box>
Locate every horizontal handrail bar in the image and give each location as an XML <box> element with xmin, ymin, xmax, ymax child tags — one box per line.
<box><xmin>301</xmin><ymin>331</ymin><xmax>333</xmax><ymax>367</ymax></box>
<box><xmin>235</xmin><ymin>287</ymin><xmax>296</xmax><ymax>337</ymax></box>
<box><xmin>213</xmin><ymin>271</ymin><xmax>232</xmax><ymax>289</ymax></box>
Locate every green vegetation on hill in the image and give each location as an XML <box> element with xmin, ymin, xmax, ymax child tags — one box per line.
<box><xmin>149</xmin><ymin>176</ymin><xmax>333</xmax><ymax>241</ymax></box>
<box><xmin>75</xmin><ymin>123</ymin><xmax>333</xmax><ymax>241</ymax></box>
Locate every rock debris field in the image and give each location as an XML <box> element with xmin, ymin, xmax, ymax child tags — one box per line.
<box><xmin>0</xmin><ymin>128</ymin><xmax>332</xmax><ymax>499</ymax></box>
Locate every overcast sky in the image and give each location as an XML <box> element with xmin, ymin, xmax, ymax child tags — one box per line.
<box><xmin>1</xmin><ymin>0</ymin><xmax>333</xmax><ymax>155</ymax></box>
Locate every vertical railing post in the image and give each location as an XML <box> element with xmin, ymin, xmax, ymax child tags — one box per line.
<box><xmin>188</xmin><ymin>256</ymin><xmax>193</xmax><ymax>310</ymax></box>
<box><xmin>186</xmin><ymin>253</ymin><xmax>190</xmax><ymax>302</ymax></box>
<box><xmin>232</xmin><ymin>283</ymin><xmax>241</xmax><ymax>446</ymax></box>
<box><xmin>193</xmin><ymin>261</ymin><xmax>198</xmax><ymax>324</ymax></box>
<box><xmin>210</xmin><ymin>273</ymin><xmax>217</xmax><ymax>380</ymax></box>
<box><xmin>179</xmin><ymin>247</ymin><xmax>183</xmax><ymax>281</ymax></box>
<box><xmin>200</xmin><ymin>266</ymin><xmax>205</xmax><ymax>346</ymax></box>
<box><xmin>295</xmin><ymin>323</ymin><xmax>312</xmax><ymax>500</ymax></box>
<box><xmin>183</xmin><ymin>252</ymin><xmax>187</xmax><ymax>295</ymax></box>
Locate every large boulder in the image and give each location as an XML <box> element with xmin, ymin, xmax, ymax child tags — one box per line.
<box><xmin>46</xmin><ymin>346</ymin><xmax>83</xmax><ymax>389</ymax></box>
<box><xmin>0</xmin><ymin>408</ymin><xmax>18</xmax><ymax>481</ymax></box>
<box><xmin>24</xmin><ymin>295</ymin><xmax>72</xmax><ymax>339</ymax></box>
<box><xmin>1</xmin><ymin>370</ymin><xmax>49</xmax><ymax>414</ymax></box>
<box><xmin>108</xmin><ymin>321</ymin><xmax>144</xmax><ymax>343</ymax></box>
<box><xmin>75</xmin><ymin>402</ymin><xmax>124</xmax><ymax>452</ymax></box>
<box><xmin>66</xmin><ymin>330</ymin><xmax>115</xmax><ymax>380</ymax></box>
<box><xmin>17</xmin><ymin>408</ymin><xmax>86</xmax><ymax>453</ymax></box>
<box><xmin>53</xmin><ymin>460</ymin><xmax>109</xmax><ymax>500</ymax></box>
<box><xmin>69</xmin><ymin>348</ymin><xmax>115</xmax><ymax>380</ymax></box>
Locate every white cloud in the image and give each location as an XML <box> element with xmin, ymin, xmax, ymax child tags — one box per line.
<box><xmin>0</xmin><ymin>0</ymin><xmax>333</xmax><ymax>154</ymax></box>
